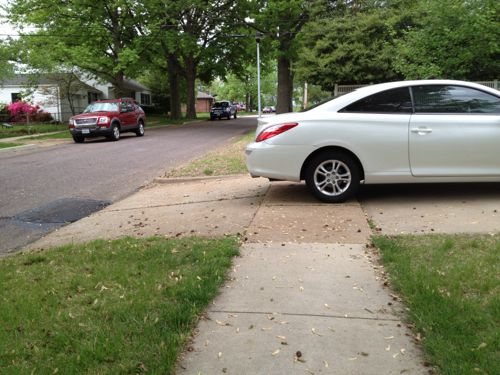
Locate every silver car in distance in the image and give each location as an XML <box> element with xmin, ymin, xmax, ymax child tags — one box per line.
<box><xmin>246</xmin><ymin>80</ymin><xmax>500</xmax><ymax>203</ymax></box>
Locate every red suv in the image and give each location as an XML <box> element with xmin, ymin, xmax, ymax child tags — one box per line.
<box><xmin>69</xmin><ymin>98</ymin><xmax>146</xmax><ymax>143</ymax></box>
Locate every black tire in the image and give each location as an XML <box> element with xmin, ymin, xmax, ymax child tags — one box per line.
<box><xmin>305</xmin><ymin>151</ymin><xmax>360</xmax><ymax>203</ymax></box>
<box><xmin>234</xmin><ymin>111</ymin><xmax>237</xmax><ymax>119</ymax></box>
<box><xmin>227</xmin><ymin>113</ymin><xmax>231</xmax><ymax>120</ymax></box>
<box><xmin>135</xmin><ymin>121</ymin><xmax>145</xmax><ymax>137</ymax></box>
<box><xmin>108</xmin><ymin>123</ymin><xmax>120</xmax><ymax>141</ymax></box>
<box><xmin>72</xmin><ymin>135</ymin><xmax>84</xmax><ymax>143</ymax></box>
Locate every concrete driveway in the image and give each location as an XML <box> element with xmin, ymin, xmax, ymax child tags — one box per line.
<box><xmin>358</xmin><ymin>183</ymin><xmax>500</xmax><ymax>235</ymax></box>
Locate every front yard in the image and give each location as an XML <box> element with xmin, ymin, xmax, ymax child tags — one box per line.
<box><xmin>0</xmin><ymin>236</ymin><xmax>239</xmax><ymax>374</ymax></box>
<box><xmin>374</xmin><ymin>234</ymin><xmax>499</xmax><ymax>375</ymax></box>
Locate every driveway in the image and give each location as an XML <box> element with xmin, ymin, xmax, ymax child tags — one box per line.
<box><xmin>358</xmin><ymin>183</ymin><xmax>500</xmax><ymax>234</ymax></box>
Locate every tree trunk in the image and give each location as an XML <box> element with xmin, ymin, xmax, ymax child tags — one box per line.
<box><xmin>113</xmin><ymin>71</ymin><xmax>127</xmax><ymax>98</ymax></box>
<box><xmin>276</xmin><ymin>54</ymin><xmax>294</xmax><ymax>114</ymax></box>
<box><xmin>168</xmin><ymin>54</ymin><xmax>181</xmax><ymax>120</ymax></box>
<box><xmin>185</xmin><ymin>56</ymin><xmax>197</xmax><ymax>120</ymax></box>
<box><xmin>245</xmin><ymin>92</ymin><xmax>250</xmax><ymax>112</ymax></box>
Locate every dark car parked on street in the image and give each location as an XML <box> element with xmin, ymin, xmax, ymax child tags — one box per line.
<box><xmin>210</xmin><ymin>100</ymin><xmax>237</xmax><ymax>120</ymax></box>
<box><xmin>69</xmin><ymin>98</ymin><xmax>146</xmax><ymax>143</ymax></box>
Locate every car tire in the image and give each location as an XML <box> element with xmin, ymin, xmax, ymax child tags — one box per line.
<box><xmin>135</xmin><ymin>121</ymin><xmax>145</xmax><ymax>137</ymax></box>
<box><xmin>234</xmin><ymin>111</ymin><xmax>237</xmax><ymax>119</ymax></box>
<box><xmin>72</xmin><ymin>135</ymin><xmax>84</xmax><ymax>143</ymax></box>
<box><xmin>108</xmin><ymin>123</ymin><xmax>120</xmax><ymax>141</ymax></box>
<box><xmin>305</xmin><ymin>151</ymin><xmax>360</xmax><ymax>203</ymax></box>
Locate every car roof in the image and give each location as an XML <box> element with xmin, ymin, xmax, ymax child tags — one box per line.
<box><xmin>314</xmin><ymin>80</ymin><xmax>500</xmax><ymax>112</ymax></box>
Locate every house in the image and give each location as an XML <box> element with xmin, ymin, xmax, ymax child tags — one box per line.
<box><xmin>0</xmin><ymin>74</ymin><xmax>153</xmax><ymax>122</ymax></box>
<box><xmin>196</xmin><ymin>91</ymin><xmax>214</xmax><ymax>112</ymax></box>
<box><xmin>84</xmin><ymin>76</ymin><xmax>152</xmax><ymax>109</ymax></box>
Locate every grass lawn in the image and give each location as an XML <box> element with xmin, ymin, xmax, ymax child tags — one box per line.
<box><xmin>0</xmin><ymin>123</ymin><xmax>68</xmax><ymax>139</ymax></box>
<box><xmin>167</xmin><ymin>131</ymin><xmax>255</xmax><ymax>177</ymax></box>
<box><xmin>0</xmin><ymin>141</ymin><xmax>23</xmax><ymax>149</ymax></box>
<box><xmin>0</xmin><ymin>236</ymin><xmax>239</xmax><ymax>374</ymax></box>
<box><xmin>373</xmin><ymin>234</ymin><xmax>499</xmax><ymax>375</ymax></box>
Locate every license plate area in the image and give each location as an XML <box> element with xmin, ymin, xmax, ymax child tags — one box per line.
<box><xmin>82</xmin><ymin>129</ymin><xmax>90</xmax><ymax>134</ymax></box>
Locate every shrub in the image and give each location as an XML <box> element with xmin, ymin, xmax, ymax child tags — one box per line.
<box><xmin>6</xmin><ymin>101</ymin><xmax>52</xmax><ymax>123</ymax></box>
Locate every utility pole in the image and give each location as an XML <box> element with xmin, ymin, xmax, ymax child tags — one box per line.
<box><xmin>255</xmin><ymin>32</ymin><xmax>263</xmax><ymax>118</ymax></box>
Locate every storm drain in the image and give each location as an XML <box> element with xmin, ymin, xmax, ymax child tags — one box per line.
<box><xmin>14</xmin><ymin>198</ymin><xmax>110</xmax><ymax>224</ymax></box>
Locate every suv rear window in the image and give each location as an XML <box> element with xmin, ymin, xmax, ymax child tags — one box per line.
<box><xmin>214</xmin><ymin>102</ymin><xmax>229</xmax><ymax>107</ymax></box>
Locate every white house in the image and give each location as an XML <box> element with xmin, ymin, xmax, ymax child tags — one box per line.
<box><xmin>84</xmin><ymin>76</ymin><xmax>152</xmax><ymax>108</ymax></box>
<box><xmin>0</xmin><ymin>74</ymin><xmax>152</xmax><ymax>122</ymax></box>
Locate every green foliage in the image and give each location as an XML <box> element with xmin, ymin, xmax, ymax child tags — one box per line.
<box><xmin>8</xmin><ymin>0</ymin><xmax>147</xmax><ymax>89</ymax></box>
<box><xmin>394</xmin><ymin>0</ymin><xmax>500</xmax><ymax>80</ymax></box>
<box><xmin>296</xmin><ymin>1</ymin><xmax>415</xmax><ymax>88</ymax></box>
<box><xmin>210</xmin><ymin>66</ymin><xmax>277</xmax><ymax>108</ymax></box>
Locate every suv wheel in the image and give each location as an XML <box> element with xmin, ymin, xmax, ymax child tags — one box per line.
<box><xmin>234</xmin><ymin>111</ymin><xmax>237</xmax><ymax>119</ymax></box>
<box><xmin>72</xmin><ymin>135</ymin><xmax>84</xmax><ymax>143</ymax></box>
<box><xmin>136</xmin><ymin>121</ymin><xmax>145</xmax><ymax>137</ymax></box>
<box><xmin>108</xmin><ymin>124</ymin><xmax>120</xmax><ymax>141</ymax></box>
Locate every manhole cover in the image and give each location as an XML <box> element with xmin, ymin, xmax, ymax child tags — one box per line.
<box><xmin>15</xmin><ymin>198</ymin><xmax>110</xmax><ymax>224</ymax></box>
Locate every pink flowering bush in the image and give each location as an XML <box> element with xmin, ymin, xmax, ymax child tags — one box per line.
<box><xmin>6</xmin><ymin>101</ymin><xmax>52</xmax><ymax>123</ymax></box>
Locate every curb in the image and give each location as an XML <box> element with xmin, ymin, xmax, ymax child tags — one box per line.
<box><xmin>153</xmin><ymin>174</ymin><xmax>251</xmax><ymax>184</ymax></box>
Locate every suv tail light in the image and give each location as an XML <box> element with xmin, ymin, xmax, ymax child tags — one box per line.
<box><xmin>256</xmin><ymin>123</ymin><xmax>299</xmax><ymax>142</ymax></box>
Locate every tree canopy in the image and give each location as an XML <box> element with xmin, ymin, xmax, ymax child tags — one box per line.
<box><xmin>3</xmin><ymin>0</ymin><xmax>498</xmax><ymax>116</ymax></box>
<box><xmin>394</xmin><ymin>0</ymin><xmax>500</xmax><ymax>80</ymax></box>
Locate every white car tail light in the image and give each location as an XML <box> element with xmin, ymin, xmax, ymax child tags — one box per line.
<box><xmin>256</xmin><ymin>123</ymin><xmax>298</xmax><ymax>142</ymax></box>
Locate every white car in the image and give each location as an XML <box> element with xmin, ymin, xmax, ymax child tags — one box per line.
<box><xmin>246</xmin><ymin>80</ymin><xmax>500</xmax><ymax>203</ymax></box>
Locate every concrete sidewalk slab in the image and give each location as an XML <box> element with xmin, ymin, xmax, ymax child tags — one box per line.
<box><xmin>26</xmin><ymin>176</ymin><xmax>269</xmax><ymax>250</ymax></box>
<box><xmin>246</xmin><ymin>182</ymin><xmax>370</xmax><ymax>243</ymax></box>
<box><xmin>177</xmin><ymin>243</ymin><xmax>426</xmax><ymax>375</ymax></box>
<box><xmin>360</xmin><ymin>183</ymin><xmax>500</xmax><ymax>234</ymax></box>
<box><xmin>213</xmin><ymin>243</ymin><xmax>400</xmax><ymax>319</ymax></box>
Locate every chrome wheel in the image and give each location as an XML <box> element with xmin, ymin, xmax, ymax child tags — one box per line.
<box><xmin>314</xmin><ymin>160</ymin><xmax>351</xmax><ymax>196</ymax></box>
<box><xmin>305</xmin><ymin>151</ymin><xmax>360</xmax><ymax>203</ymax></box>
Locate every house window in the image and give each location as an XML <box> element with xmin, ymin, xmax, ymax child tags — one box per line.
<box><xmin>141</xmin><ymin>93</ymin><xmax>151</xmax><ymax>106</ymax></box>
<box><xmin>11</xmin><ymin>93</ymin><xmax>21</xmax><ymax>103</ymax></box>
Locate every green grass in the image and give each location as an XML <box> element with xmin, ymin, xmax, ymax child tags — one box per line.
<box><xmin>373</xmin><ymin>234</ymin><xmax>499</xmax><ymax>375</ymax></box>
<box><xmin>0</xmin><ymin>123</ymin><xmax>68</xmax><ymax>139</ymax></box>
<box><xmin>167</xmin><ymin>131</ymin><xmax>255</xmax><ymax>177</ymax></box>
<box><xmin>0</xmin><ymin>236</ymin><xmax>240</xmax><ymax>374</ymax></box>
<box><xmin>0</xmin><ymin>141</ymin><xmax>23</xmax><ymax>149</ymax></box>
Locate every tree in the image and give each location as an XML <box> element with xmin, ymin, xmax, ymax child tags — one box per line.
<box><xmin>7</xmin><ymin>0</ymin><xmax>146</xmax><ymax>96</ymax></box>
<box><xmin>295</xmin><ymin>0</ymin><xmax>415</xmax><ymax>90</ymax></box>
<box><xmin>250</xmin><ymin>0</ymin><xmax>311</xmax><ymax>113</ymax></box>
<box><xmin>210</xmin><ymin>65</ymin><xmax>277</xmax><ymax>110</ymax></box>
<box><xmin>144</xmin><ymin>0</ymin><xmax>253</xmax><ymax>119</ymax></box>
<box><xmin>0</xmin><ymin>41</ymin><xmax>15</xmax><ymax>80</ymax></box>
<box><xmin>394</xmin><ymin>0</ymin><xmax>500</xmax><ymax>80</ymax></box>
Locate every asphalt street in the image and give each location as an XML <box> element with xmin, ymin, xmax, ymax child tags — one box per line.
<box><xmin>0</xmin><ymin>117</ymin><xmax>256</xmax><ymax>254</ymax></box>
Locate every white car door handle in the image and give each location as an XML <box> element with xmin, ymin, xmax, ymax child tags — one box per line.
<box><xmin>411</xmin><ymin>128</ymin><xmax>433</xmax><ymax>134</ymax></box>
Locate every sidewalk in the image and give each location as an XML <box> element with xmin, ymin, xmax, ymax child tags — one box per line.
<box><xmin>26</xmin><ymin>175</ymin><xmax>428</xmax><ymax>374</ymax></box>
